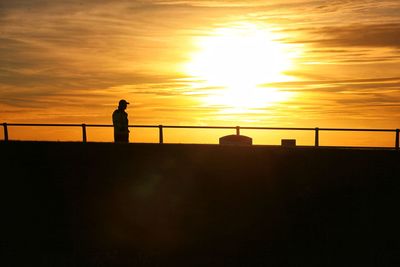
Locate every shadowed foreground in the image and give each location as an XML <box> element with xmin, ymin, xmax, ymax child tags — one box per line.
<box><xmin>2</xmin><ymin>142</ymin><xmax>400</xmax><ymax>266</ymax></box>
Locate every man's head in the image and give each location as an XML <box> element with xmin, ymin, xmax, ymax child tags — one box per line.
<box><xmin>118</xmin><ymin>99</ymin><xmax>129</xmax><ymax>110</ymax></box>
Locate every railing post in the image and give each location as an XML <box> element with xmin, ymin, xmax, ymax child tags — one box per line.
<box><xmin>314</xmin><ymin>127</ymin><xmax>319</xmax><ymax>147</ymax></box>
<box><xmin>159</xmin><ymin>125</ymin><xmax>163</xmax><ymax>144</ymax></box>
<box><xmin>396</xmin><ymin>129</ymin><xmax>399</xmax><ymax>150</ymax></box>
<box><xmin>236</xmin><ymin>126</ymin><xmax>240</xmax><ymax>135</ymax></box>
<box><xmin>82</xmin><ymin>124</ymin><xmax>87</xmax><ymax>143</ymax></box>
<box><xmin>3</xmin><ymin>123</ymin><xmax>8</xmax><ymax>142</ymax></box>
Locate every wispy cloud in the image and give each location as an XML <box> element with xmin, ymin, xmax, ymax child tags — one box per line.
<box><xmin>297</xmin><ymin>23</ymin><xmax>400</xmax><ymax>48</ymax></box>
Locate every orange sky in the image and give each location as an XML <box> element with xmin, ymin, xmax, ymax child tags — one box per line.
<box><xmin>1</xmin><ymin>1</ymin><xmax>399</xmax><ymax>146</ymax></box>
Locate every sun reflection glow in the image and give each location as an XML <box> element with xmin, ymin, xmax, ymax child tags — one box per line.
<box><xmin>185</xmin><ymin>22</ymin><xmax>300</xmax><ymax>111</ymax></box>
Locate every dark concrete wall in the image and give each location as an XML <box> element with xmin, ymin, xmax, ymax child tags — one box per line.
<box><xmin>2</xmin><ymin>142</ymin><xmax>400</xmax><ymax>266</ymax></box>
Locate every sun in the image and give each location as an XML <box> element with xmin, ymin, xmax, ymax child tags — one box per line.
<box><xmin>185</xmin><ymin>23</ymin><xmax>299</xmax><ymax>111</ymax></box>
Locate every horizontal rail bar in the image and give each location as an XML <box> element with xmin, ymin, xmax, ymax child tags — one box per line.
<box><xmin>4</xmin><ymin>123</ymin><xmax>398</xmax><ymax>132</ymax></box>
<box><xmin>319</xmin><ymin>128</ymin><xmax>396</xmax><ymax>132</ymax></box>
<box><xmin>6</xmin><ymin>123</ymin><xmax>84</xmax><ymax>127</ymax></box>
<box><xmin>160</xmin><ymin>125</ymin><xmax>397</xmax><ymax>132</ymax></box>
<box><xmin>5</xmin><ymin>124</ymin><xmax>163</xmax><ymax>128</ymax></box>
<box><xmin>155</xmin><ymin>125</ymin><xmax>238</xmax><ymax>130</ymax></box>
<box><xmin>162</xmin><ymin>125</ymin><xmax>315</xmax><ymax>131</ymax></box>
<box><xmin>240</xmin><ymin>126</ymin><xmax>316</xmax><ymax>131</ymax></box>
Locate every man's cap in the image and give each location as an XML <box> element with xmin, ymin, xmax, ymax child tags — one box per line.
<box><xmin>119</xmin><ymin>99</ymin><xmax>130</xmax><ymax>105</ymax></box>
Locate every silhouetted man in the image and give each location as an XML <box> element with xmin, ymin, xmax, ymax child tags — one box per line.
<box><xmin>113</xmin><ymin>99</ymin><xmax>130</xmax><ymax>143</ymax></box>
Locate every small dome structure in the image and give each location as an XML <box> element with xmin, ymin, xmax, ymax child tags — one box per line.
<box><xmin>219</xmin><ymin>134</ymin><xmax>252</xmax><ymax>146</ymax></box>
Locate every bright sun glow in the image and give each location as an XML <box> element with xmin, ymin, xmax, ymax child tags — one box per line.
<box><xmin>185</xmin><ymin>23</ymin><xmax>299</xmax><ymax>111</ymax></box>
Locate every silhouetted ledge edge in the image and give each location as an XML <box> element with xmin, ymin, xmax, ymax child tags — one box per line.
<box><xmin>0</xmin><ymin>140</ymin><xmax>398</xmax><ymax>151</ymax></box>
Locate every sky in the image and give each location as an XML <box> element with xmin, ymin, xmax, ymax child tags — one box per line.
<box><xmin>1</xmin><ymin>0</ymin><xmax>400</xmax><ymax>145</ymax></box>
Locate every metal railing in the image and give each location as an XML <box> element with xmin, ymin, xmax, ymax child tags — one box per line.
<box><xmin>2</xmin><ymin>122</ymin><xmax>399</xmax><ymax>149</ymax></box>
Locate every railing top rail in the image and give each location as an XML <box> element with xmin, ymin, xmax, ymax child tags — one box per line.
<box><xmin>239</xmin><ymin>126</ymin><xmax>316</xmax><ymax>131</ymax></box>
<box><xmin>3</xmin><ymin>122</ymin><xmax>398</xmax><ymax>132</ymax></box>
<box><xmin>5</xmin><ymin>123</ymin><xmax>84</xmax><ymax>127</ymax></box>
<box><xmin>319</xmin><ymin>127</ymin><xmax>396</xmax><ymax>132</ymax></box>
<box><xmin>156</xmin><ymin>125</ymin><xmax>238</xmax><ymax>130</ymax></box>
